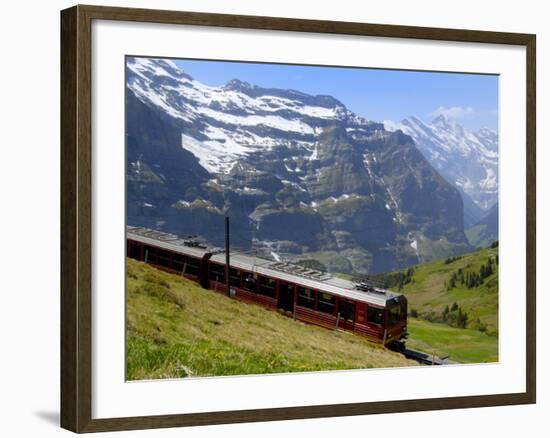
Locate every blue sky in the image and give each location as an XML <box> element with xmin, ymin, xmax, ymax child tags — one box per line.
<box><xmin>174</xmin><ymin>59</ymin><xmax>498</xmax><ymax>131</ymax></box>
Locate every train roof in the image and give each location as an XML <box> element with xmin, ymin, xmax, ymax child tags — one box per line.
<box><xmin>127</xmin><ymin>226</ymin><xmax>404</xmax><ymax>307</ymax></box>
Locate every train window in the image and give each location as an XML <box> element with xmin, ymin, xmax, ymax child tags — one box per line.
<box><xmin>144</xmin><ymin>246</ymin><xmax>158</xmax><ymax>264</ymax></box>
<box><xmin>258</xmin><ymin>276</ymin><xmax>276</xmax><ymax>298</ymax></box>
<box><xmin>129</xmin><ymin>242</ymin><xmax>141</xmax><ymax>260</ymax></box>
<box><xmin>209</xmin><ymin>263</ymin><xmax>225</xmax><ymax>283</ymax></box>
<box><xmin>172</xmin><ymin>254</ymin><xmax>185</xmax><ymax>271</ymax></box>
<box><xmin>157</xmin><ymin>249</ymin><xmax>171</xmax><ymax>268</ymax></box>
<box><xmin>184</xmin><ymin>257</ymin><xmax>200</xmax><ymax>276</ymax></box>
<box><xmin>401</xmin><ymin>299</ymin><xmax>407</xmax><ymax>318</ymax></box>
<box><xmin>297</xmin><ymin>287</ymin><xmax>315</xmax><ymax>309</ymax></box>
<box><xmin>229</xmin><ymin>268</ymin><xmax>241</xmax><ymax>288</ymax></box>
<box><xmin>388</xmin><ymin>305</ymin><xmax>401</xmax><ymax>326</ymax></box>
<box><xmin>367</xmin><ymin>306</ymin><xmax>384</xmax><ymax>325</ymax></box>
<box><xmin>317</xmin><ymin>292</ymin><xmax>335</xmax><ymax>315</ymax></box>
<box><xmin>242</xmin><ymin>272</ymin><xmax>257</xmax><ymax>292</ymax></box>
<box><xmin>339</xmin><ymin>300</ymin><xmax>355</xmax><ymax>321</ymax></box>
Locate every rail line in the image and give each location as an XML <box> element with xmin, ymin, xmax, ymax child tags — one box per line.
<box><xmin>392</xmin><ymin>344</ymin><xmax>458</xmax><ymax>365</ymax></box>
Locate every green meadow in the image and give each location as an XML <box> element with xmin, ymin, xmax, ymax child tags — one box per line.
<box><xmin>126</xmin><ymin>258</ymin><xmax>414</xmax><ymax>380</ymax></box>
<box><xmin>374</xmin><ymin>245</ymin><xmax>499</xmax><ymax>363</ymax></box>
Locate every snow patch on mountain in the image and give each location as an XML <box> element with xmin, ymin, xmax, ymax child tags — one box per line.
<box><xmin>126</xmin><ymin>57</ymin><xmax>382</xmax><ymax>175</ymax></box>
<box><xmin>126</xmin><ymin>57</ymin><xmax>473</xmax><ymax>273</ymax></box>
<box><xmin>384</xmin><ymin>114</ymin><xmax>498</xmax><ymax>210</ymax></box>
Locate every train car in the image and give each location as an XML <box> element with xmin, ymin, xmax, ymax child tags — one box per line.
<box><xmin>126</xmin><ymin>226</ymin><xmax>408</xmax><ymax>346</ymax></box>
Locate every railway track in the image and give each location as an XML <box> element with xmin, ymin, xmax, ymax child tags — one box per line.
<box><xmin>388</xmin><ymin>343</ymin><xmax>457</xmax><ymax>365</ymax></box>
<box><xmin>401</xmin><ymin>347</ymin><xmax>457</xmax><ymax>365</ymax></box>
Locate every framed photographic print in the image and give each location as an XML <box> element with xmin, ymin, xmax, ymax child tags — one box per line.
<box><xmin>60</xmin><ymin>4</ymin><xmax>536</xmax><ymax>433</ymax></box>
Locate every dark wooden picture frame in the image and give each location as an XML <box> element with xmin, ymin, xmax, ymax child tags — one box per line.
<box><xmin>60</xmin><ymin>4</ymin><xmax>536</xmax><ymax>433</ymax></box>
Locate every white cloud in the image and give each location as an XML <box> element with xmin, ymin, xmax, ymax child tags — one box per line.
<box><xmin>430</xmin><ymin>106</ymin><xmax>475</xmax><ymax>120</ymax></box>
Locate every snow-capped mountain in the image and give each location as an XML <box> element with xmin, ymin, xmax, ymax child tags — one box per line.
<box><xmin>384</xmin><ymin>115</ymin><xmax>498</xmax><ymax>214</ymax></box>
<box><xmin>126</xmin><ymin>57</ymin><xmax>471</xmax><ymax>274</ymax></box>
<box><xmin>128</xmin><ymin>57</ymin><xmax>360</xmax><ymax>174</ymax></box>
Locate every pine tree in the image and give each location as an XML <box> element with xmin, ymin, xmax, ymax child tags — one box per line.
<box><xmin>457</xmin><ymin>308</ymin><xmax>468</xmax><ymax>328</ymax></box>
<box><xmin>442</xmin><ymin>305</ymin><xmax>450</xmax><ymax>322</ymax></box>
<box><xmin>449</xmin><ymin>275</ymin><xmax>456</xmax><ymax>289</ymax></box>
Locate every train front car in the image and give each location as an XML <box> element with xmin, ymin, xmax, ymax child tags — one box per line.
<box><xmin>383</xmin><ymin>294</ymin><xmax>408</xmax><ymax>347</ymax></box>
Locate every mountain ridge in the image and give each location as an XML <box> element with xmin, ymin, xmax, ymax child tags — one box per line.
<box><xmin>466</xmin><ymin>202</ymin><xmax>499</xmax><ymax>248</ymax></box>
<box><xmin>126</xmin><ymin>57</ymin><xmax>471</xmax><ymax>274</ymax></box>
<box><xmin>384</xmin><ymin>114</ymin><xmax>498</xmax><ymax>217</ymax></box>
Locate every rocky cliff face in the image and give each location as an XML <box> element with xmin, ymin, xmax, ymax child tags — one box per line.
<box><xmin>384</xmin><ymin>115</ymin><xmax>498</xmax><ymax>227</ymax></box>
<box><xmin>126</xmin><ymin>57</ymin><xmax>471</xmax><ymax>274</ymax></box>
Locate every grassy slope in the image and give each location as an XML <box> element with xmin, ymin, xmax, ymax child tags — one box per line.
<box><xmin>406</xmin><ymin>318</ymin><xmax>498</xmax><ymax>363</ymax></box>
<box><xmin>126</xmin><ymin>258</ymin><xmax>414</xmax><ymax>380</ymax></box>
<box><xmin>400</xmin><ymin>246</ymin><xmax>499</xmax><ymax>335</ymax></box>
<box><xmin>465</xmin><ymin>224</ymin><xmax>491</xmax><ymax>248</ymax></box>
<box><xmin>386</xmin><ymin>246</ymin><xmax>499</xmax><ymax>363</ymax></box>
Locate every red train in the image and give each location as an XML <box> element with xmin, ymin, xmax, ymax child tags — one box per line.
<box><xmin>127</xmin><ymin>226</ymin><xmax>408</xmax><ymax>346</ymax></box>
